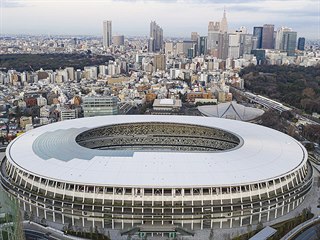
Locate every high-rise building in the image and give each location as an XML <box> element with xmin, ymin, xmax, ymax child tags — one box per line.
<box><xmin>297</xmin><ymin>37</ymin><xmax>305</xmax><ymax>51</ymax></box>
<box><xmin>65</xmin><ymin>67</ymin><xmax>75</xmax><ymax>81</ymax></box>
<box><xmin>150</xmin><ymin>21</ymin><xmax>163</xmax><ymax>52</ymax></box>
<box><xmin>227</xmin><ymin>33</ymin><xmax>240</xmax><ymax>59</ymax></box>
<box><xmin>191</xmin><ymin>32</ymin><xmax>199</xmax><ymax>42</ymax></box>
<box><xmin>165</xmin><ymin>42</ymin><xmax>174</xmax><ymax>55</ymax></box>
<box><xmin>262</xmin><ymin>24</ymin><xmax>274</xmax><ymax>49</ymax></box>
<box><xmin>282</xmin><ymin>31</ymin><xmax>297</xmax><ymax>56</ymax></box>
<box><xmin>112</xmin><ymin>35</ymin><xmax>125</xmax><ymax>46</ymax></box>
<box><xmin>207</xmin><ymin>22</ymin><xmax>221</xmax><ymax>56</ymax></box>
<box><xmin>220</xmin><ymin>9</ymin><xmax>228</xmax><ymax>33</ymax></box>
<box><xmin>103</xmin><ymin>20</ymin><xmax>112</xmax><ymax>48</ymax></box>
<box><xmin>275</xmin><ymin>27</ymin><xmax>292</xmax><ymax>50</ymax></box>
<box><xmin>239</xmin><ymin>34</ymin><xmax>253</xmax><ymax>56</ymax></box>
<box><xmin>154</xmin><ymin>54</ymin><xmax>166</xmax><ymax>71</ymax></box>
<box><xmin>198</xmin><ymin>36</ymin><xmax>207</xmax><ymax>55</ymax></box>
<box><xmin>253</xmin><ymin>27</ymin><xmax>263</xmax><ymax>49</ymax></box>
<box><xmin>182</xmin><ymin>40</ymin><xmax>196</xmax><ymax>56</ymax></box>
<box><xmin>148</xmin><ymin>38</ymin><xmax>155</xmax><ymax>52</ymax></box>
<box><xmin>176</xmin><ymin>42</ymin><xmax>184</xmax><ymax>55</ymax></box>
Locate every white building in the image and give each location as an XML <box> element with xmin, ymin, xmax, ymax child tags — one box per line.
<box><xmin>37</xmin><ymin>96</ymin><xmax>47</xmax><ymax>107</ymax></box>
<box><xmin>60</xmin><ymin>108</ymin><xmax>78</xmax><ymax>121</ymax></box>
<box><xmin>82</xmin><ymin>96</ymin><xmax>118</xmax><ymax>117</ymax></box>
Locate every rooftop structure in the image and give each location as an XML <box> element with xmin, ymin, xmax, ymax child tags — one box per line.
<box><xmin>198</xmin><ymin>101</ymin><xmax>265</xmax><ymax>121</ymax></box>
<box><xmin>0</xmin><ymin>115</ymin><xmax>312</xmax><ymax>237</ymax></box>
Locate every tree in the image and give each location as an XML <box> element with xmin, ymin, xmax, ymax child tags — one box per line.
<box><xmin>209</xmin><ymin>228</ymin><xmax>214</xmax><ymax>240</ymax></box>
<box><xmin>247</xmin><ymin>224</ymin><xmax>253</xmax><ymax>238</ymax></box>
<box><xmin>256</xmin><ymin>221</ymin><xmax>263</xmax><ymax>231</ymax></box>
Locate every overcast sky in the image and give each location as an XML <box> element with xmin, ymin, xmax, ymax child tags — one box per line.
<box><xmin>0</xmin><ymin>0</ymin><xmax>319</xmax><ymax>39</ymax></box>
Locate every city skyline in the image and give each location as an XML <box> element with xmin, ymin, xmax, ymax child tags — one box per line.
<box><xmin>0</xmin><ymin>0</ymin><xmax>319</xmax><ymax>39</ymax></box>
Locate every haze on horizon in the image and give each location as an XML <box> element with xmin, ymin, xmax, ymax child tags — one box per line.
<box><xmin>0</xmin><ymin>0</ymin><xmax>319</xmax><ymax>39</ymax></box>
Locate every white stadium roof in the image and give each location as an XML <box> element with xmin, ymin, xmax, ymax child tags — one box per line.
<box><xmin>7</xmin><ymin>115</ymin><xmax>307</xmax><ymax>187</ymax></box>
<box><xmin>198</xmin><ymin>101</ymin><xmax>265</xmax><ymax>121</ymax></box>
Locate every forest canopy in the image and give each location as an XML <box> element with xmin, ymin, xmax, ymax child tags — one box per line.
<box><xmin>240</xmin><ymin>65</ymin><xmax>320</xmax><ymax>113</ymax></box>
<box><xmin>0</xmin><ymin>53</ymin><xmax>115</xmax><ymax>72</ymax></box>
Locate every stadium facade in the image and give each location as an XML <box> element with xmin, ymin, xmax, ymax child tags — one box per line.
<box><xmin>0</xmin><ymin>116</ymin><xmax>312</xmax><ymax>233</ymax></box>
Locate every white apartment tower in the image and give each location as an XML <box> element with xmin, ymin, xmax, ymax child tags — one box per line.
<box><xmin>103</xmin><ymin>20</ymin><xmax>112</xmax><ymax>49</ymax></box>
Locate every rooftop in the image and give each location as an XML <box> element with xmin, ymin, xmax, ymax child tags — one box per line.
<box><xmin>6</xmin><ymin>115</ymin><xmax>307</xmax><ymax>187</ymax></box>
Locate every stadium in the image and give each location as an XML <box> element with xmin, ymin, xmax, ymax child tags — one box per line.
<box><xmin>0</xmin><ymin>115</ymin><xmax>312</xmax><ymax>236</ymax></box>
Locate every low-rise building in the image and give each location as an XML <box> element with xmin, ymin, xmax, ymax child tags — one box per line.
<box><xmin>82</xmin><ymin>96</ymin><xmax>118</xmax><ymax>117</ymax></box>
<box><xmin>152</xmin><ymin>98</ymin><xmax>182</xmax><ymax>114</ymax></box>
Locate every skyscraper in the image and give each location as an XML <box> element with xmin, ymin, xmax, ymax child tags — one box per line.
<box><xmin>198</xmin><ymin>36</ymin><xmax>207</xmax><ymax>55</ymax></box>
<box><xmin>282</xmin><ymin>31</ymin><xmax>297</xmax><ymax>56</ymax></box>
<box><xmin>239</xmin><ymin>34</ymin><xmax>253</xmax><ymax>56</ymax></box>
<box><xmin>227</xmin><ymin>33</ymin><xmax>240</xmax><ymax>59</ymax></box>
<box><xmin>262</xmin><ymin>24</ymin><xmax>274</xmax><ymax>49</ymax></box>
<box><xmin>297</xmin><ymin>37</ymin><xmax>305</xmax><ymax>51</ymax></box>
<box><xmin>275</xmin><ymin>27</ymin><xmax>292</xmax><ymax>50</ymax></box>
<box><xmin>150</xmin><ymin>21</ymin><xmax>163</xmax><ymax>52</ymax></box>
<box><xmin>191</xmin><ymin>32</ymin><xmax>199</xmax><ymax>42</ymax></box>
<box><xmin>103</xmin><ymin>20</ymin><xmax>112</xmax><ymax>49</ymax></box>
<box><xmin>220</xmin><ymin>9</ymin><xmax>228</xmax><ymax>33</ymax></box>
<box><xmin>207</xmin><ymin>21</ymin><xmax>221</xmax><ymax>57</ymax></box>
<box><xmin>253</xmin><ymin>27</ymin><xmax>263</xmax><ymax>49</ymax></box>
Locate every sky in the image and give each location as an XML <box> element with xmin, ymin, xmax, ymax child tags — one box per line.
<box><xmin>0</xmin><ymin>0</ymin><xmax>319</xmax><ymax>39</ymax></box>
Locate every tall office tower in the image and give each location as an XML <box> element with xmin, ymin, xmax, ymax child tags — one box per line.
<box><xmin>262</xmin><ymin>24</ymin><xmax>274</xmax><ymax>49</ymax></box>
<box><xmin>112</xmin><ymin>35</ymin><xmax>125</xmax><ymax>46</ymax></box>
<box><xmin>150</xmin><ymin>21</ymin><xmax>163</xmax><ymax>52</ymax></box>
<box><xmin>220</xmin><ymin>9</ymin><xmax>228</xmax><ymax>33</ymax></box>
<box><xmin>207</xmin><ymin>21</ymin><xmax>221</xmax><ymax>57</ymax></box>
<box><xmin>191</xmin><ymin>32</ymin><xmax>199</xmax><ymax>41</ymax></box>
<box><xmin>148</xmin><ymin>38</ymin><xmax>155</xmax><ymax>52</ymax></box>
<box><xmin>103</xmin><ymin>20</ymin><xmax>112</xmax><ymax>49</ymax></box>
<box><xmin>282</xmin><ymin>31</ymin><xmax>297</xmax><ymax>56</ymax></box>
<box><xmin>198</xmin><ymin>36</ymin><xmax>207</xmax><ymax>55</ymax></box>
<box><xmin>182</xmin><ymin>40</ymin><xmax>197</xmax><ymax>56</ymax></box>
<box><xmin>239</xmin><ymin>34</ymin><xmax>253</xmax><ymax>56</ymax></box>
<box><xmin>252</xmin><ymin>36</ymin><xmax>258</xmax><ymax>50</ymax></box>
<box><xmin>275</xmin><ymin>27</ymin><xmax>292</xmax><ymax>50</ymax></box>
<box><xmin>227</xmin><ymin>33</ymin><xmax>240</xmax><ymax>59</ymax></box>
<box><xmin>218</xmin><ymin>32</ymin><xmax>229</xmax><ymax>60</ymax></box>
<box><xmin>253</xmin><ymin>27</ymin><xmax>263</xmax><ymax>49</ymax></box>
<box><xmin>297</xmin><ymin>37</ymin><xmax>305</xmax><ymax>51</ymax></box>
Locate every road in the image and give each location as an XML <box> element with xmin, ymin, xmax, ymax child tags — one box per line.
<box><xmin>25</xmin><ymin>229</ymin><xmax>56</xmax><ymax>240</ymax></box>
<box><xmin>23</xmin><ymin>222</ymin><xmax>81</xmax><ymax>240</ymax></box>
<box><xmin>231</xmin><ymin>87</ymin><xmax>319</xmax><ymax>125</ymax></box>
<box><xmin>294</xmin><ymin>224</ymin><xmax>320</xmax><ymax>240</ymax></box>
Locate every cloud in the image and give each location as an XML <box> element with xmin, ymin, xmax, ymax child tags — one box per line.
<box><xmin>0</xmin><ymin>0</ymin><xmax>29</xmax><ymax>8</ymax></box>
<box><xmin>1</xmin><ymin>0</ymin><xmax>318</xmax><ymax>39</ymax></box>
